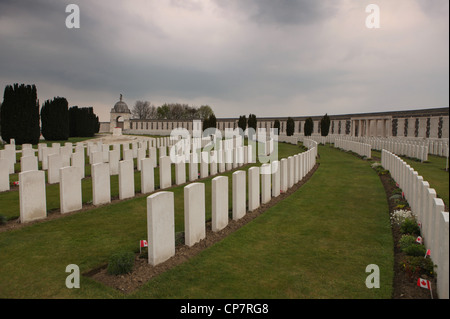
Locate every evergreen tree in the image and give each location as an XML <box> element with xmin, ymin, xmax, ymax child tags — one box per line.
<box><xmin>0</xmin><ymin>83</ymin><xmax>40</xmax><ymax>145</ymax></box>
<box><xmin>41</xmin><ymin>97</ymin><xmax>69</xmax><ymax>141</ymax></box>
<box><xmin>68</xmin><ymin>106</ymin><xmax>99</xmax><ymax>137</ymax></box>
<box><xmin>273</xmin><ymin>119</ymin><xmax>281</xmax><ymax>135</ymax></box>
<box><xmin>286</xmin><ymin>117</ymin><xmax>295</xmax><ymax>136</ymax></box>
<box><xmin>304</xmin><ymin>117</ymin><xmax>314</xmax><ymax>136</ymax></box>
<box><xmin>202</xmin><ymin>113</ymin><xmax>217</xmax><ymax>130</ymax></box>
<box><xmin>238</xmin><ymin>115</ymin><xmax>247</xmax><ymax>132</ymax></box>
<box><xmin>248</xmin><ymin>114</ymin><xmax>257</xmax><ymax>131</ymax></box>
<box><xmin>320</xmin><ymin>113</ymin><xmax>331</xmax><ymax>137</ymax></box>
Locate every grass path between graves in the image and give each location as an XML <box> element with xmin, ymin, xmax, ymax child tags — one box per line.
<box><xmin>127</xmin><ymin>144</ymin><xmax>394</xmax><ymax>299</ymax></box>
<box><xmin>0</xmin><ymin>143</ymin><xmax>394</xmax><ymax>298</ymax></box>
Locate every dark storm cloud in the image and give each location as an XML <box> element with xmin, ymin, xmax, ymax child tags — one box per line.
<box><xmin>213</xmin><ymin>0</ymin><xmax>337</xmax><ymax>25</ymax></box>
<box><xmin>0</xmin><ymin>0</ymin><xmax>448</xmax><ymax>121</ymax></box>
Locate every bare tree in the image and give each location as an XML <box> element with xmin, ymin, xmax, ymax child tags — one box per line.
<box><xmin>132</xmin><ymin>100</ymin><xmax>156</xmax><ymax>119</ymax></box>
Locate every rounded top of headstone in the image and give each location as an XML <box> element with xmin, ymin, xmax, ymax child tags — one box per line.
<box><xmin>112</xmin><ymin>94</ymin><xmax>130</xmax><ymax>113</ymax></box>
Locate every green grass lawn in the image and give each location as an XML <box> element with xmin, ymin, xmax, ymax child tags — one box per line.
<box><xmin>129</xmin><ymin>145</ymin><xmax>393</xmax><ymax>299</ymax></box>
<box><xmin>0</xmin><ymin>143</ymin><xmax>393</xmax><ymax>299</ymax></box>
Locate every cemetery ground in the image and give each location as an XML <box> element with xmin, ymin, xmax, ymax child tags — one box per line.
<box><xmin>0</xmin><ymin>137</ymin><xmax>447</xmax><ymax>299</ymax></box>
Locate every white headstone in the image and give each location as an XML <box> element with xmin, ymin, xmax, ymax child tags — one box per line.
<box><xmin>92</xmin><ymin>162</ymin><xmax>111</xmax><ymax>206</ymax></box>
<box><xmin>175</xmin><ymin>158</ymin><xmax>186</xmax><ymax>185</ymax></box>
<box><xmin>232</xmin><ymin>170</ymin><xmax>246</xmax><ymax>220</ymax></box>
<box><xmin>141</xmin><ymin>158</ymin><xmax>155</xmax><ymax>194</ymax></box>
<box><xmin>0</xmin><ymin>158</ymin><xmax>10</xmax><ymax>192</ymax></box>
<box><xmin>212</xmin><ymin>176</ymin><xmax>229</xmax><ymax>232</ymax></box>
<box><xmin>119</xmin><ymin>160</ymin><xmax>135</xmax><ymax>200</ymax></box>
<box><xmin>280</xmin><ymin>158</ymin><xmax>288</xmax><ymax>192</ymax></box>
<box><xmin>189</xmin><ymin>153</ymin><xmax>198</xmax><ymax>182</ymax></box>
<box><xmin>109</xmin><ymin>149</ymin><xmax>120</xmax><ymax>175</ymax></box>
<box><xmin>260</xmin><ymin>163</ymin><xmax>271</xmax><ymax>204</ymax></box>
<box><xmin>48</xmin><ymin>153</ymin><xmax>62</xmax><ymax>184</ymax></box>
<box><xmin>248</xmin><ymin>166</ymin><xmax>260</xmax><ymax>211</ymax></box>
<box><xmin>71</xmin><ymin>151</ymin><xmax>85</xmax><ymax>179</ymax></box>
<box><xmin>147</xmin><ymin>191</ymin><xmax>175</xmax><ymax>266</ymax></box>
<box><xmin>59</xmin><ymin>166</ymin><xmax>82</xmax><ymax>214</ymax></box>
<box><xmin>19</xmin><ymin>170</ymin><xmax>47</xmax><ymax>223</ymax></box>
<box><xmin>159</xmin><ymin>156</ymin><xmax>172</xmax><ymax>189</ymax></box>
<box><xmin>184</xmin><ymin>183</ymin><xmax>206</xmax><ymax>247</ymax></box>
<box><xmin>200</xmin><ymin>151</ymin><xmax>209</xmax><ymax>178</ymax></box>
<box><xmin>20</xmin><ymin>155</ymin><xmax>38</xmax><ymax>172</ymax></box>
<box><xmin>272</xmin><ymin>160</ymin><xmax>280</xmax><ymax>197</ymax></box>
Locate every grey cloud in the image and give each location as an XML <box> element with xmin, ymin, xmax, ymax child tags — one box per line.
<box><xmin>213</xmin><ymin>0</ymin><xmax>339</xmax><ymax>25</ymax></box>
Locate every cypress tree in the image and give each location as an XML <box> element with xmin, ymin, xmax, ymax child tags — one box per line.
<box><xmin>1</xmin><ymin>83</ymin><xmax>40</xmax><ymax>145</ymax></box>
<box><xmin>286</xmin><ymin>117</ymin><xmax>295</xmax><ymax>136</ymax></box>
<box><xmin>304</xmin><ymin>117</ymin><xmax>314</xmax><ymax>136</ymax></box>
<box><xmin>68</xmin><ymin>106</ymin><xmax>99</xmax><ymax>137</ymax></box>
<box><xmin>273</xmin><ymin>120</ymin><xmax>281</xmax><ymax>135</ymax></box>
<box><xmin>41</xmin><ymin>97</ymin><xmax>69</xmax><ymax>141</ymax></box>
<box><xmin>248</xmin><ymin>114</ymin><xmax>257</xmax><ymax>131</ymax></box>
<box><xmin>320</xmin><ymin>113</ymin><xmax>331</xmax><ymax>137</ymax></box>
<box><xmin>238</xmin><ymin>115</ymin><xmax>247</xmax><ymax>132</ymax></box>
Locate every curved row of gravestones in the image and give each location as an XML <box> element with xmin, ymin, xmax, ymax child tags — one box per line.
<box><xmin>334</xmin><ymin>138</ymin><xmax>372</xmax><ymax>159</ymax></box>
<box><xmin>381</xmin><ymin>150</ymin><xmax>449</xmax><ymax>299</ymax></box>
<box><xmin>146</xmin><ymin>140</ymin><xmax>318</xmax><ymax>266</ymax></box>
<box><xmin>0</xmin><ymin>135</ymin><xmax>247</xmax><ymax>191</ymax></box>
<box><xmin>3</xmin><ymin>136</ymin><xmax>310</xmax><ymax>225</ymax></box>
<box><xmin>305</xmin><ymin>134</ymin><xmax>449</xmax><ymax>161</ymax></box>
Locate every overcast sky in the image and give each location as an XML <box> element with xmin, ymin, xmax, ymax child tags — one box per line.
<box><xmin>0</xmin><ymin>0</ymin><xmax>448</xmax><ymax>122</ymax></box>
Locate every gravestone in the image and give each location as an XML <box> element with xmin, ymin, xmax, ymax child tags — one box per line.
<box><xmin>260</xmin><ymin>163</ymin><xmax>271</xmax><ymax>204</ymax></box>
<box><xmin>71</xmin><ymin>151</ymin><xmax>85</xmax><ymax>179</ymax></box>
<box><xmin>212</xmin><ymin>176</ymin><xmax>228</xmax><ymax>232</ymax></box>
<box><xmin>20</xmin><ymin>155</ymin><xmax>38</xmax><ymax>172</ymax></box>
<box><xmin>141</xmin><ymin>158</ymin><xmax>155</xmax><ymax>194</ymax></box>
<box><xmin>272</xmin><ymin>160</ymin><xmax>280</xmax><ymax>197</ymax></box>
<box><xmin>232</xmin><ymin>170</ymin><xmax>246</xmax><ymax>220</ymax></box>
<box><xmin>147</xmin><ymin>191</ymin><xmax>175</xmax><ymax>266</ymax></box>
<box><xmin>0</xmin><ymin>158</ymin><xmax>10</xmax><ymax>192</ymax></box>
<box><xmin>175</xmin><ymin>157</ymin><xmax>186</xmax><ymax>185</ymax></box>
<box><xmin>19</xmin><ymin>170</ymin><xmax>47</xmax><ymax>223</ymax></box>
<box><xmin>109</xmin><ymin>149</ymin><xmax>120</xmax><ymax>175</ymax></box>
<box><xmin>60</xmin><ymin>166</ymin><xmax>82</xmax><ymax>214</ymax></box>
<box><xmin>119</xmin><ymin>160</ymin><xmax>135</xmax><ymax>200</ymax></box>
<box><xmin>92</xmin><ymin>162</ymin><xmax>111</xmax><ymax>206</ymax></box>
<box><xmin>248</xmin><ymin>166</ymin><xmax>260</xmax><ymax>211</ymax></box>
<box><xmin>159</xmin><ymin>156</ymin><xmax>172</xmax><ymax>189</ymax></box>
<box><xmin>280</xmin><ymin>158</ymin><xmax>288</xmax><ymax>192</ymax></box>
<box><xmin>184</xmin><ymin>183</ymin><xmax>206</xmax><ymax>247</ymax></box>
<box><xmin>189</xmin><ymin>153</ymin><xmax>198</xmax><ymax>182</ymax></box>
<box><xmin>48</xmin><ymin>153</ymin><xmax>62</xmax><ymax>184</ymax></box>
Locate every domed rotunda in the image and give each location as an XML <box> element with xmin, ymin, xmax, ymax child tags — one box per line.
<box><xmin>109</xmin><ymin>94</ymin><xmax>131</xmax><ymax>132</ymax></box>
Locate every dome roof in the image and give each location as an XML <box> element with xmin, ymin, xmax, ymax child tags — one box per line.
<box><xmin>111</xmin><ymin>94</ymin><xmax>130</xmax><ymax>113</ymax></box>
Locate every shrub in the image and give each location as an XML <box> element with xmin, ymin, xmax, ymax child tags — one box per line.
<box><xmin>401</xmin><ymin>256</ymin><xmax>435</xmax><ymax>279</ymax></box>
<box><xmin>107</xmin><ymin>250</ymin><xmax>135</xmax><ymax>275</ymax></box>
<box><xmin>0</xmin><ymin>215</ymin><xmax>7</xmax><ymax>225</ymax></box>
<box><xmin>390</xmin><ymin>209</ymin><xmax>414</xmax><ymax>226</ymax></box>
<box><xmin>398</xmin><ymin>234</ymin><xmax>417</xmax><ymax>250</ymax></box>
<box><xmin>400</xmin><ymin>218</ymin><xmax>420</xmax><ymax>236</ymax></box>
<box><xmin>402</xmin><ymin>243</ymin><xmax>427</xmax><ymax>257</ymax></box>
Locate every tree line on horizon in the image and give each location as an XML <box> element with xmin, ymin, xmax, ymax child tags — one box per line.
<box><xmin>0</xmin><ymin>83</ymin><xmax>100</xmax><ymax>145</ymax></box>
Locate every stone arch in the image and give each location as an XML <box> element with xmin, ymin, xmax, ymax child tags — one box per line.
<box><xmin>109</xmin><ymin>94</ymin><xmax>131</xmax><ymax>133</ymax></box>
